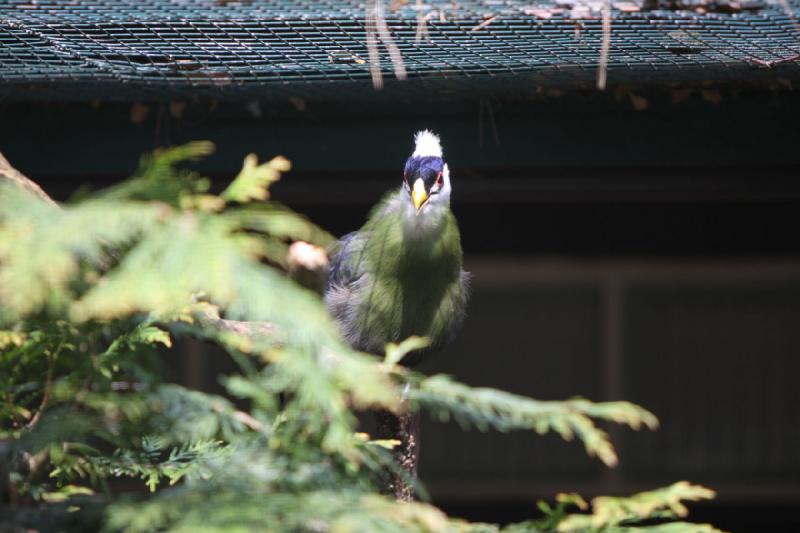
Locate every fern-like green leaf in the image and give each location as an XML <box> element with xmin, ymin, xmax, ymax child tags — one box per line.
<box><xmin>0</xmin><ymin>142</ymin><xmax>724</xmax><ymax>533</ymax></box>
<box><xmin>0</xmin><ymin>186</ymin><xmax>164</xmax><ymax>321</ymax></box>
<box><xmin>556</xmin><ymin>482</ymin><xmax>721</xmax><ymax>532</ymax></box>
<box><xmin>99</xmin><ymin>141</ymin><xmax>215</xmax><ymax>205</ymax></box>
<box><xmin>411</xmin><ymin>374</ymin><xmax>658</xmax><ymax>467</ymax></box>
<box><xmin>220</xmin><ymin>154</ymin><xmax>290</xmax><ymax>203</ymax></box>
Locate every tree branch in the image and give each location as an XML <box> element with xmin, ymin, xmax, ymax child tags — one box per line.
<box><xmin>375</xmin><ymin>406</ymin><xmax>419</xmax><ymax>502</ymax></box>
<box><xmin>0</xmin><ymin>152</ymin><xmax>59</xmax><ymax>208</ymax></box>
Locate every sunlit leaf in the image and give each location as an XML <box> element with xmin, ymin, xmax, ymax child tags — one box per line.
<box><xmin>221</xmin><ymin>154</ymin><xmax>290</xmax><ymax>204</ymax></box>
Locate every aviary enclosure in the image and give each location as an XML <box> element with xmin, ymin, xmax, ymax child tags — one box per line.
<box><xmin>1</xmin><ymin>1</ymin><xmax>799</xmax><ymax>532</ymax></box>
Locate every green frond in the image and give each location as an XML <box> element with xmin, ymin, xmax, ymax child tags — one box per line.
<box><xmin>106</xmin><ymin>489</ymin><xmax>471</xmax><ymax>533</ymax></box>
<box><xmin>384</xmin><ymin>336</ymin><xmax>431</xmax><ymax>367</ymax></box>
<box><xmin>410</xmin><ymin>374</ymin><xmax>659</xmax><ymax>467</ymax></box>
<box><xmin>0</xmin><ymin>142</ymin><xmax>722</xmax><ymax>533</ymax></box>
<box><xmin>0</xmin><ymin>187</ymin><xmax>164</xmax><ymax>321</ymax></box>
<box><xmin>223</xmin><ymin>203</ymin><xmax>334</xmax><ymax>248</ymax></box>
<box><xmin>98</xmin><ymin>141</ymin><xmax>215</xmax><ymax>205</ymax></box>
<box><xmin>89</xmin><ymin>438</ymin><xmax>230</xmax><ymax>492</ymax></box>
<box><xmin>71</xmin><ymin>214</ymin><xmax>242</xmax><ymax>320</ymax></box>
<box><xmin>149</xmin><ymin>385</ymin><xmax>261</xmax><ymax>444</ymax></box>
<box><xmin>555</xmin><ymin>482</ymin><xmax>721</xmax><ymax>532</ymax></box>
<box><xmin>616</xmin><ymin>523</ymin><xmax>727</xmax><ymax>533</ymax></box>
<box><xmin>220</xmin><ymin>154</ymin><xmax>290</xmax><ymax>204</ymax></box>
<box><xmin>568</xmin><ymin>399</ymin><xmax>660</xmax><ymax>431</ymax></box>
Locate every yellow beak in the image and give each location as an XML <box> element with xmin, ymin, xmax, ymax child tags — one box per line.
<box><xmin>412</xmin><ymin>178</ymin><xmax>428</xmax><ymax>212</ymax></box>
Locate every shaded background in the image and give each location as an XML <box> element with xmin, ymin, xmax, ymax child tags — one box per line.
<box><xmin>2</xmin><ymin>89</ymin><xmax>800</xmax><ymax>531</ymax></box>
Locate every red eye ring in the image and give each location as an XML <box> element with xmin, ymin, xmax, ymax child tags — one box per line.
<box><xmin>435</xmin><ymin>172</ymin><xmax>443</xmax><ymax>187</ymax></box>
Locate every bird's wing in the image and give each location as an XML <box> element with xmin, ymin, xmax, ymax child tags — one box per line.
<box><xmin>325</xmin><ymin>230</ymin><xmax>373</xmax><ymax>349</ymax></box>
<box><xmin>326</xmin><ymin>189</ymin><xmax>399</xmax><ymax>290</ymax></box>
<box><xmin>326</xmin><ymin>231</ymin><xmax>362</xmax><ymax>290</ymax></box>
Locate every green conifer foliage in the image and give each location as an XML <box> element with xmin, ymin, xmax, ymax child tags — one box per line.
<box><xmin>0</xmin><ymin>144</ymin><xmax>721</xmax><ymax>532</ymax></box>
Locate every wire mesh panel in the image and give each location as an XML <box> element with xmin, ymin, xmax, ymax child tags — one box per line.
<box><xmin>1</xmin><ymin>0</ymin><xmax>798</xmax><ymax>100</ymax></box>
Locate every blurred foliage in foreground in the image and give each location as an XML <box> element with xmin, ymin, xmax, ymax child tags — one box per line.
<box><xmin>0</xmin><ymin>143</ymin><xmax>721</xmax><ymax>532</ymax></box>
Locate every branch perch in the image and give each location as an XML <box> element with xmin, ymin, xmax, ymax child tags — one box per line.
<box><xmin>0</xmin><ymin>152</ymin><xmax>59</xmax><ymax>208</ymax></box>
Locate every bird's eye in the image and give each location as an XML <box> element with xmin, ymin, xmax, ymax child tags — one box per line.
<box><xmin>434</xmin><ymin>172</ymin><xmax>443</xmax><ymax>190</ymax></box>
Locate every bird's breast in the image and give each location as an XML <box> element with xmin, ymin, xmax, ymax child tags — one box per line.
<box><xmin>342</xmin><ymin>205</ymin><xmax>466</xmax><ymax>355</ymax></box>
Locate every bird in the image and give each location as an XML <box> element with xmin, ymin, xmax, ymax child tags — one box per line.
<box><xmin>325</xmin><ymin>130</ymin><xmax>469</xmax><ymax>366</ymax></box>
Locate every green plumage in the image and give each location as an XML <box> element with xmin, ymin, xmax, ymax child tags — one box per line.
<box><xmin>326</xmin><ymin>189</ymin><xmax>469</xmax><ymax>363</ymax></box>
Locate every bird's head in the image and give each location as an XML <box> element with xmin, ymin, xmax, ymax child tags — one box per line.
<box><xmin>402</xmin><ymin>130</ymin><xmax>451</xmax><ymax>216</ymax></box>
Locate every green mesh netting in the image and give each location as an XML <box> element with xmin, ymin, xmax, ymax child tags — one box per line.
<box><xmin>1</xmin><ymin>0</ymin><xmax>799</xmax><ymax>101</ymax></box>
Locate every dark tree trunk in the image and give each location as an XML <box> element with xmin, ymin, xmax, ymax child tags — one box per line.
<box><xmin>374</xmin><ymin>406</ymin><xmax>420</xmax><ymax>502</ymax></box>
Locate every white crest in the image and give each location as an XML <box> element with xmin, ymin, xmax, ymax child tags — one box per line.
<box><xmin>412</xmin><ymin>130</ymin><xmax>442</xmax><ymax>158</ymax></box>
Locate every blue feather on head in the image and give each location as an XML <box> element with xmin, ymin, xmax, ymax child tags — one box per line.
<box><xmin>404</xmin><ymin>156</ymin><xmax>444</xmax><ymax>191</ymax></box>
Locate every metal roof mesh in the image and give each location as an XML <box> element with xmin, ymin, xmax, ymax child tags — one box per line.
<box><xmin>1</xmin><ymin>0</ymin><xmax>799</xmax><ymax>101</ymax></box>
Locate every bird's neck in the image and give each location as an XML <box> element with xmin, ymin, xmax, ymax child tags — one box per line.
<box><xmin>399</xmin><ymin>195</ymin><xmax>450</xmax><ymax>241</ymax></box>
